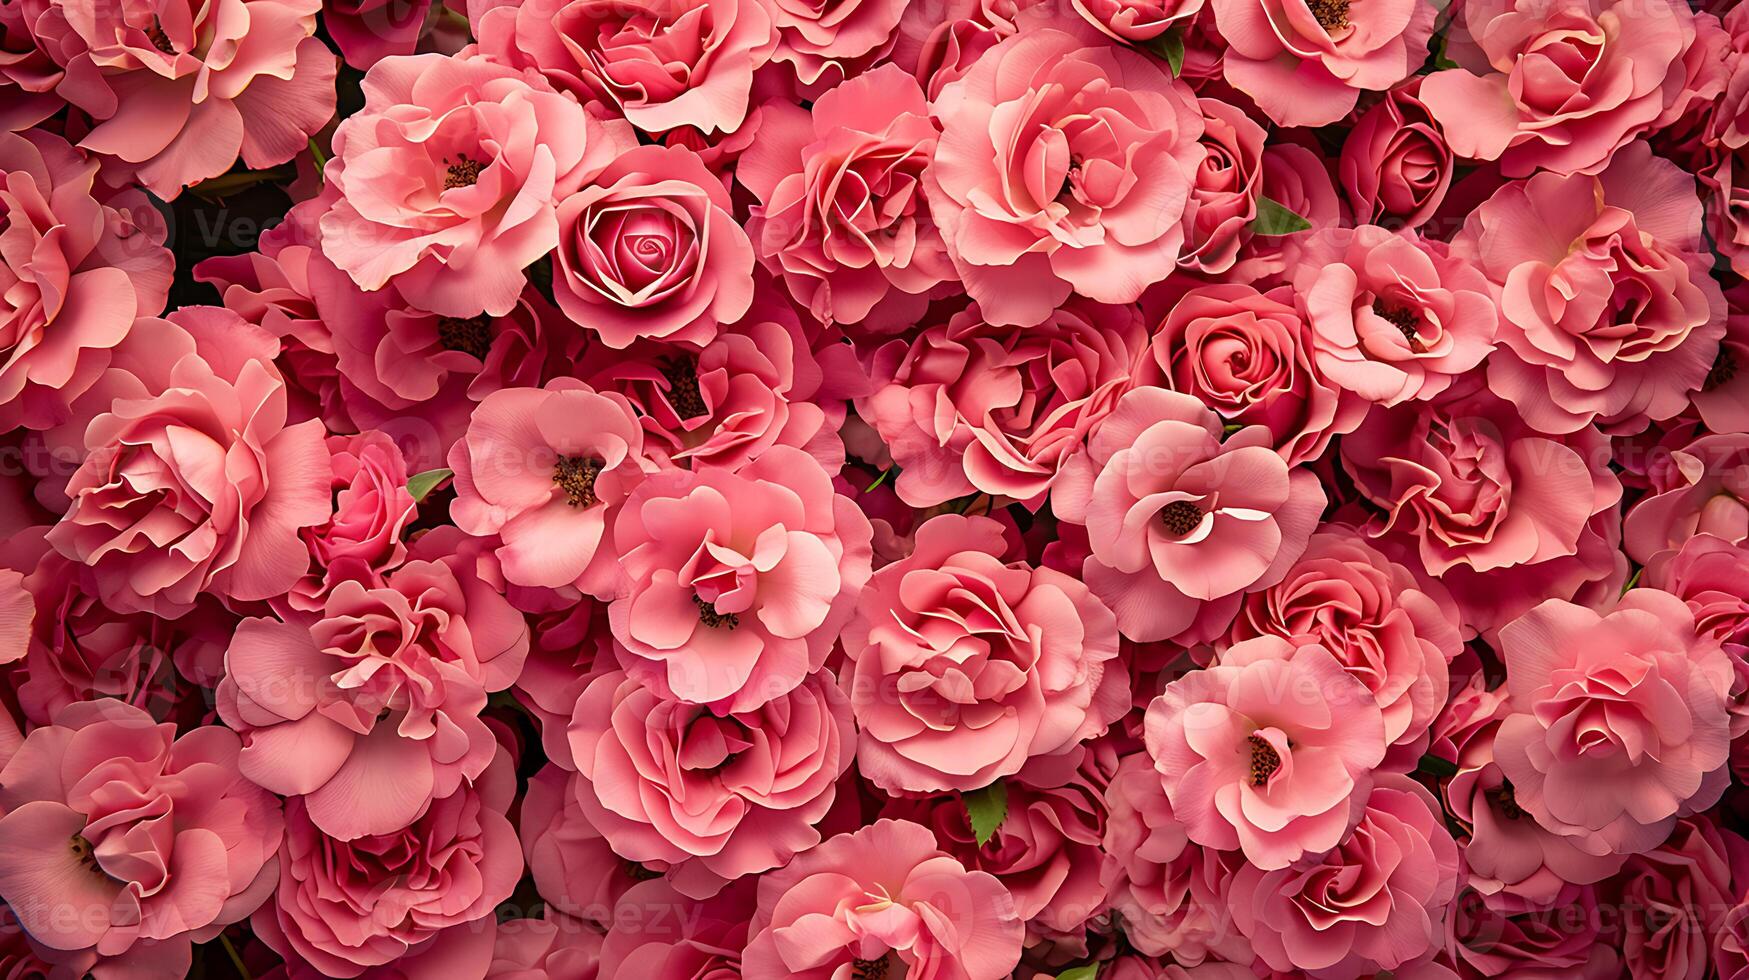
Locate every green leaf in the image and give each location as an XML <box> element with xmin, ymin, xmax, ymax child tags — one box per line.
<box><xmin>408</xmin><ymin>468</ymin><xmax>453</xmax><ymax>503</ymax></box>
<box><xmin>864</xmin><ymin>468</ymin><xmax>894</xmax><ymax>492</ymax></box>
<box><xmin>962</xmin><ymin>781</ymin><xmax>1008</xmax><ymax>847</ymax></box>
<box><xmin>1417</xmin><ymin>752</ymin><xmax>1460</xmax><ymax>780</ymax></box>
<box><xmin>1058</xmin><ymin>966</ymin><xmax>1099</xmax><ymax>980</ymax></box>
<box><xmin>1621</xmin><ymin>567</ymin><xmax>1642</xmax><ymax>595</ymax></box>
<box><xmin>307</xmin><ymin>137</ymin><xmax>329</xmax><ymax>182</ymax></box>
<box><xmin>1142</xmin><ymin>28</ymin><xmax>1185</xmax><ymax>76</ymax></box>
<box><xmin>1250</xmin><ymin>196</ymin><xmax>1313</xmax><ymax>236</ymax></box>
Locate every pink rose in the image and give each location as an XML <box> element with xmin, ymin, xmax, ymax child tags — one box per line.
<box><xmin>841</xmin><ymin>514</ymin><xmax>1125</xmax><ymax>793</ymax></box>
<box><xmin>45</xmin><ymin>0</ymin><xmax>336</xmax><ymax>196</ymax></box>
<box><xmin>1178</xmin><ymin>98</ymin><xmax>1266</xmax><ymax>276</ymax></box>
<box><xmin>218</xmin><ymin>531</ymin><xmax>530</xmax><ymax>839</ymax></box>
<box><xmin>1464</xmin><ymin>144</ymin><xmax>1723</xmax><ymax>434</ymax></box>
<box><xmin>319</xmin><ymin>53</ymin><xmax>635</xmax><ymax>318</ymax></box>
<box><xmin>889</xmin><ymin>0</ymin><xmax>1024</xmax><ymax>100</ymax></box>
<box><xmin>1339</xmin><ymin>78</ymin><xmax>1452</xmax><ymax>229</ymax></box>
<box><xmin>518</xmin><ymin>764</ymin><xmax>642</xmax><ymax>926</ymax></box>
<box><xmin>0</xmin><ymin>1</ymin><xmax>63</xmax><ymax>132</ymax></box>
<box><xmin>767</xmin><ymin>0</ymin><xmax>905</xmax><ymax>91</ymax></box>
<box><xmin>45</xmin><ymin>310</ymin><xmax>333</xmax><ymax>618</ymax></box>
<box><xmin>1446</xmin><ymin>884</ymin><xmax>1622</xmax><ymax>980</ymax></box>
<box><xmin>1494</xmin><ymin>592</ymin><xmax>1734</xmax><ymax>859</ymax></box>
<box><xmin>608</xmin><ymin>446</ymin><xmax>872</xmax><ymax>712</ymax></box>
<box><xmin>1625</xmin><ymin>433</ymin><xmax>1749</xmax><ymax>564</ymax></box>
<box><xmin>1422</xmin><ymin>0</ymin><xmax>1699</xmax><ymax>176</ymax></box>
<box><xmin>326</xmin><ymin>0</ymin><xmax>434</xmax><ymax>68</ymax></box>
<box><xmin>567</xmin><ymin>667</ymin><xmax>853</xmax><ymax>897</ymax></box>
<box><xmin>0</xmin><ymin>700</ymin><xmax>283</xmax><ymax>975</ymax></box>
<box><xmin>1053</xmin><ymin>388</ymin><xmax>1328</xmax><ymax>644</ymax></box>
<box><xmin>857</xmin><ymin>297</ymin><xmax>1150</xmax><ymax>508</ymax></box>
<box><xmin>283</xmin><ymin>431</ymin><xmax>418</xmax><ymax>613</ymax></box>
<box><xmin>1608</xmin><ymin>815</ymin><xmax>1749</xmax><ymax>980</ymax></box>
<box><xmin>597</xmin><ymin>878</ymin><xmax>750</xmax><ymax>980</ymax></box>
<box><xmin>448</xmin><ymin>381</ymin><xmax>657</xmax><ymax>596</ymax></box>
<box><xmin>1646</xmin><ymin>534</ymin><xmax>1749</xmax><ymax>655</ymax></box>
<box><xmin>253</xmin><ymin>749</ymin><xmax>521</xmax><ymax>978</ymax></box>
<box><xmin>1146</xmin><ymin>283</ymin><xmax>1364</xmax><ymax>465</ymax></box>
<box><xmin>1692</xmin><ymin>284</ymin><xmax>1749</xmax><ymax>434</ymax></box>
<box><xmin>925</xmin><ymin>28</ymin><xmax>1205</xmax><ymax>326</ymax></box>
<box><xmin>1228</xmin><ymin>141</ymin><xmax>1341</xmax><ymax>285</ymax></box>
<box><xmin>1229</xmin><ymin>775</ymin><xmax>1459</xmax><ymax>979</ymax></box>
<box><xmin>1145</xmin><ymin>636</ymin><xmax>1387</xmax><ymax>869</ymax></box>
<box><xmin>738</xmin><ymin>64</ymin><xmax>952</xmax><ymax>329</ymax></box>
<box><xmin>1222</xmin><ymin>528</ymin><xmax>1461</xmax><ymax>750</ymax></box>
<box><xmin>1073</xmin><ymin>0</ymin><xmax>1203</xmax><ymax>43</ymax></box>
<box><xmin>0</xmin><ymin>129</ymin><xmax>170</xmax><ymax>432</ymax></box>
<box><xmin>470</xmin><ymin>0</ymin><xmax>775</xmax><ymax>134</ymax></box>
<box><xmin>1211</xmin><ymin>0</ymin><xmax>1436</xmax><ymax>127</ymax></box>
<box><xmin>741</xmin><ymin>819</ymin><xmax>1024</xmax><ymax>980</ymax></box>
<box><xmin>552</xmin><ymin>144</ymin><xmax>754</xmax><ymax>349</ymax></box>
<box><xmin>487</xmin><ymin>913</ymin><xmax>603</xmax><ymax>980</ymax></box>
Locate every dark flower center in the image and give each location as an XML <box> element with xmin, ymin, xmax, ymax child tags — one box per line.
<box><xmin>444</xmin><ymin>155</ymin><xmax>483</xmax><ymax>190</ymax></box>
<box><xmin>1373</xmin><ymin>299</ymin><xmax>1421</xmax><ymax>347</ymax></box>
<box><xmin>1248</xmin><ymin>734</ymin><xmax>1281</xmax><ymax>786</ymax></box>
<box><xmin>437</xmin><ymin>315</ymin><xmax>492</xmax><ymax>360</ymax></box>
<box><xmin>1707</xmin><ymin>347</ymin><xmax>1737</xmax><ymax>392</ymax></box>
<box><xmin>695</xmin><ymin>595</ymin><xmax>740</xmax><ymax>630</ymax></box>
<box><xmin>69</xmin><ymin>834</ymin><xmax>101</xmax><ymax>871</ymax></box>
<box><xmin>624</xmin><ymin>859</ymin><xmax>662</xmax><ymax>881</ymax></box>
<box><xmin>145</xmin><ymin>18</ymin><xmax>175</xmax><ymax>53</ymax></box>
<box><xmin>1487</xmin><ymin>780</ymin><xmax>1524</xmax><ymax>820</ymax></box>
<box><xmin>662</xmin><ymin>356</ymin><xmax>707</xmax><ymax>420</ymax></box>
<box><xmin>1309</xmin><ymin>0</ymin><xmax>1349</xmax><ymax>31</ymax></box>
<box><xmin>553</xmin><ymin>456</ymin><xmax>604</xmax><ymax>508</ymax></box>
<box><xmin>852</xmin><ymin>957</ymin><xmax>891</xmax><ymax>980</ymax></box>
<box><xmin>1159</xmin><ymin>500</ymin><xmax>1204</xmax><ymax>537</ymax></box>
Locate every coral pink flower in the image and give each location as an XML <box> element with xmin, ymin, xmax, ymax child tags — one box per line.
<box><xmin>1296</xmin><ymin>225</ymin><xmax>1498</xmax><ymax>407</ymax></box>
<box><xmin>567</xmin><ymin>667</ymin><xmax>853</xmax><ymax>897</ymax></box>
<box><xmin>766</xmin><ymin>0</ymin><xmax>906</xmax><ymax>91</ymax></box>
<box><xmin>283</xmin><ymin>431</ymin><xmax>418</xmax><ymax>613</ymax></box>
<box><xmin>0</xmin><ymin>700</ymin><xmax>283</xmax><ymax>975</ymax></box>
<box><xmin>741</xmin><ymin>819</ymin><xmax>1024</xmax><ymax>980</ymax></box>
<box><xmin>46</xmin><ymin>310</ymin><xmax>333</xmax><ymax>618</ymax></box>
<box><xmin>488</xmin><ymin>913</ymin><xmax>603</xmax><ymax>980</ymax></box>
<box><xmin>1054</xmin><ymin>388</ymin><xmax>1327</xmax><ymax>644</ymax></box>
<box><xmin>46</xmin><ymin>0</ymin><xmax>336</xmax><ymax>197</ymax></box>
<box><xmin>1210</xmin><ymin>0</ymin><xmax>1436</xmax><ymax>127</ymax></box>
<box><xmin>1145</xmin><ymin>636</ymin><xmax>1387</xmax><ymax>869</ymax></box>
<box><xmin>552</xmin><ymin>144</ymin><xmax>754</xmax><ymax>349</ymax></box>
<box><xmin>1446</xmin><ymin>884</ymin><xmax>1622</xmax><ymax>979</ymax></box>
<box><xmin>218</xmin><ymin>530</ymin><xmax>529</xmax><ymax>840</ymax></box>
<box><xmin>1227</xmin><ymin>774</ymin><xmax>1459</xmax><ymax>979</ymax></box>
<box><xmin>470</xmin><ymin>0</ymin><xmax>776</xmax><ymax>134</ymax></box>
<box><xmin>738</xmin><ymin>64</ymin><xmax>951</xmax><ymax>329</ymax></box>
<box><xmin>1339</xmin><ymin>79</ymin><xmax>1452</xmax><ymax>229</ymax></box>
<box><xmin>1494</xmin><ymin>591</ymin><xmax>1734</xmax><ymax>859</ymax></box>
<box><xmin>1625</xmin><ymin>433</ymin><xmax>1749</xmax><ymax>563</ymax></box>
<box><xmin>253</xmin><ymin>749</ymin><xmax>521</xmax><ymax>978</ymax></box>
<box><xmin>1421</xmin><ymin>0</ymin><xmax>1699</xmax><ymax>176</ymax></box>
<box><xmin>1464</xmin><ymin>144</ymin><xmax>1723</xmax><ymax>434</ymax></box>
<box><xmin>888</xmin><ymin>0</ymin><xmax>1024</xmax><ymax>100</ymax></box>
<box><xmin>1146</xmin><ymin>283</ymin><xmax>1364</xmax><ymax>465</ymax></box>
<box><xmin>0</xmin><ymin>129</ymin><xmax>170</xmax><ymax>432</ymax></box>
<box><xmin>1179</xmin><ymin>98</ymin><xmax>1266</xmax><ymax>277</ymax></box>
<box><xmin>598</xmin><ymin>878</ymin><xmax>750</xmax><ymax>980</ymax></box>
<box><xmin>841</xmin><ymin>514</ymin><xmax>1126</xmax><ymax>793</ymax></box>
<box><xmin>518</xmin><ymin>764</ymin><xmax>641</xmax><ymax>925</ymax></box>
<box><xmin>1222</xmin><ymin>528</ymin><xmax>1460</xmax><ymax>750</ymax></box>
<box><xmin>857</xmin><ymin>297</ymin><xmax>1150</xmax><ymax>508</ymax></box>
<box><xmin>609</xmin><ymin>446</ymin><xmax>872</xmax><ymax>712</ymax></box>
<box><xmin>448</xmin><ymin>381</ymin><xmax>656</xmax><ymax>596</ymax></box>
<box><xmin>925</xmin><ymin>27</ymin><xmax>1205</xmax><ymax>326</ymax></box>
<box><xmin>1609</xmin><ymin>815</ymin><xmax>1749</xmax><ymax>980</ymax></box>
<box><xmin>319</xmin><ymin>53</ymin><xmax>635</xmax><ymax>318</ymax></box>
<box><xmin>1073</xmin><ymin>0</ymin><xmax>1203</xmax><ymax>43</ymax></box>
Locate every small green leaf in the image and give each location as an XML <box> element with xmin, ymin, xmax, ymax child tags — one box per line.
<box><xmin>963</xmin><ymin>781</ymin><xmax>1008</xmax><ymax>847</ymax></box>
<box><xmin>1058</xmin><ymin>966</ymin><xmax>1099</xmax><ymax>980</ymax></box>
<box><xmin>1417</xmin><ymin>752</ymin><xmax>1460</xmax><ymax>780</ymax></box>
<box><xmin>408</xmin><ymin>468</ymin><xmax>453</xmax><ymax>503</ymax></box>
<box><xmin>307</xmin><ymin>137</ymin><xmax>329</xmax><ymax>182</ymax></box>
<box><xmin>1621</xmin><ymin>567</ymin><xmax>1642</xmax><ymax>595</ymax></box>
<box><xmin>1141</xmin><ymin>28</ymin><xmax>1185</xmax><ymax>76</ymax></box>
<box><xmin>864</xmin><ymin>468</ymin><xmax>894</xmax><ymax>492</ymax></box>
<box><xmin>1250</xmin><ymin>196</ymin><xmax>1313</xmax><ymax>236</ymax></box>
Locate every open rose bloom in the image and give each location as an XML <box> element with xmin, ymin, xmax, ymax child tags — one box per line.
<box><xmin>15</xmin><ymin>0</ymin><xmax>1749</xmax><ymax>975</ymax></box>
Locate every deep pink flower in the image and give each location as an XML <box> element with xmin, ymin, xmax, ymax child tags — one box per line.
<box><xmin>567</xmin><ymin>667</ymin><xmax>853</xmax><ymax>897</ymax></box>
<box><xmin>1054</xmin><ymin>387</ymin><xmax>1327</xmax><ymax>644</ymax></box>
<box><xmin>925</xmin><ymin>27</ymin><xmax>1205</xmax><ymax>326</ymax></box>
<box><xmin>1493</xmin><ymin>592</ymin><xmax>1734</xmax><ymax>859</ymax></box>
<box><xmin>326</xmin><ymin>0</ymin><xmax>433</xmax><ymax>68</ymax></box>
<box><xmin>841</xmin><ymin>514</ymin><xmax>1125</xmax><ymax>793</ymax></box>
<box><xmin>0</xmin><ymin>700</ymin><xmax>283</xmax><ymax>974</ymax></box>
<box><xmin>318</xmin><ymin>53</ymin><xmax>635</xmax><ymax>318</ymax></box>
<box><xmin>45</xmin><ymin>310</ymin><xmax>333</xmax><ymax>618</ymax></box>
<box><xmin>1339</xmin><ymin>78</ymin><xmax>1452</xmax><ymax>229</ymax></box>
<box><xmin>1145</xmin><ymin>636</ymin><xmax>1387</xmax><ymax>869</ymax></box>
<box><xmin>857</xmin><ymin>297</ymin><xmax>1150</xmax><ymax>509</ymax></box>
<box><xmin>741</xmin><ymin>819</ymin><xmax>1024</xmax><ymax>980</ymax></box>
<box><xmin>1179</xmin><ymin>98</ymin><xmax>1266</xmax><ymax>276</ymax></box>
<box><xmin>283</xmin><ymin>431</ymin><xmax>417</xmax><ymax>613</ymax></box>
<box><xmin>1608</xmin><ymin>816</ymin><xmax>1749</xmax><ymax>980</ymax></box>
<box><xmin>1228</xmin><ymin>774</ymin><xmax>1459</xmax><ymax>979</ymax></box>
<box><xmin>0</xmin><ymin>129</ymin><xmax>170</xmax><ymax>432</ymax></box>
<box><xmin>218</xmin><ymin>530</ymin><xmax>530</xmax><ymax>840</ymax></box>
<box><xmin>1446</xmin><ymin>884</ymin><xmax>1622</xmax><ymax>980</ymax></box>
<box><xmin>608</xmin><ymin>446</ymin><xmax>872</xmax><ymax>712</ymax></box>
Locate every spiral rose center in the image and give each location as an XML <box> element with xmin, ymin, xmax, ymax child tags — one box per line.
<box><xmin>1159</xmin><ymin>500</ymin><xmax>1204</xmax><ymax>537</ymax></box>
<box><xmin>553</xmin><ymin>455</ymin><xmax>604</xmax><ymax>508</ymax></box>
<box><xmin>1308</xmin><ymin>0</ymin><xmax>1349</xmax><ymax>30</ymax></box>
<box><xmin>145</xmin><ymin>18</ymin><xmax>175</xmax><ymax>53</ymax></box>
<box><xmin>695</xmin><ymin>595</ymin><xmax>740</xmax><ymax>630</ymax></box>
<box><xmin>1708</xmin><ymin>347</ymin><xmax>1737</xmax><ymax>392</ymax></box>
<box><xmin>437</xmin><ymin>315</ymin><xmax>492</xmax><ymax>360</ymax></box>
<box><xmin>663</xmin><ymin>356</ymin><xmax>707</xmax><ymax>420</ymax></box>
<box><xmin>444</xmin><ymin>155</ymin><xmax>483</xmax><ymax>190</ymax></box>
<box><xmin>1248</xmin><ymin>734</ymin><xmax>1281</xmax><ymax>785</ymax></box>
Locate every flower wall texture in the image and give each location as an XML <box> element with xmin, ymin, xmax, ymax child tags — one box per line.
<box><xmin>8</xmin><ymin>0</ymin><xmax>1749</xmax><ymax>976</ymax></box>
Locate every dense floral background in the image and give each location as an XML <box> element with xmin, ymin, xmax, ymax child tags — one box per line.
<box><xmin>6</xmin><ymin>0</ymin><xmax>1749</xmax><ymax>975</ymax></box>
